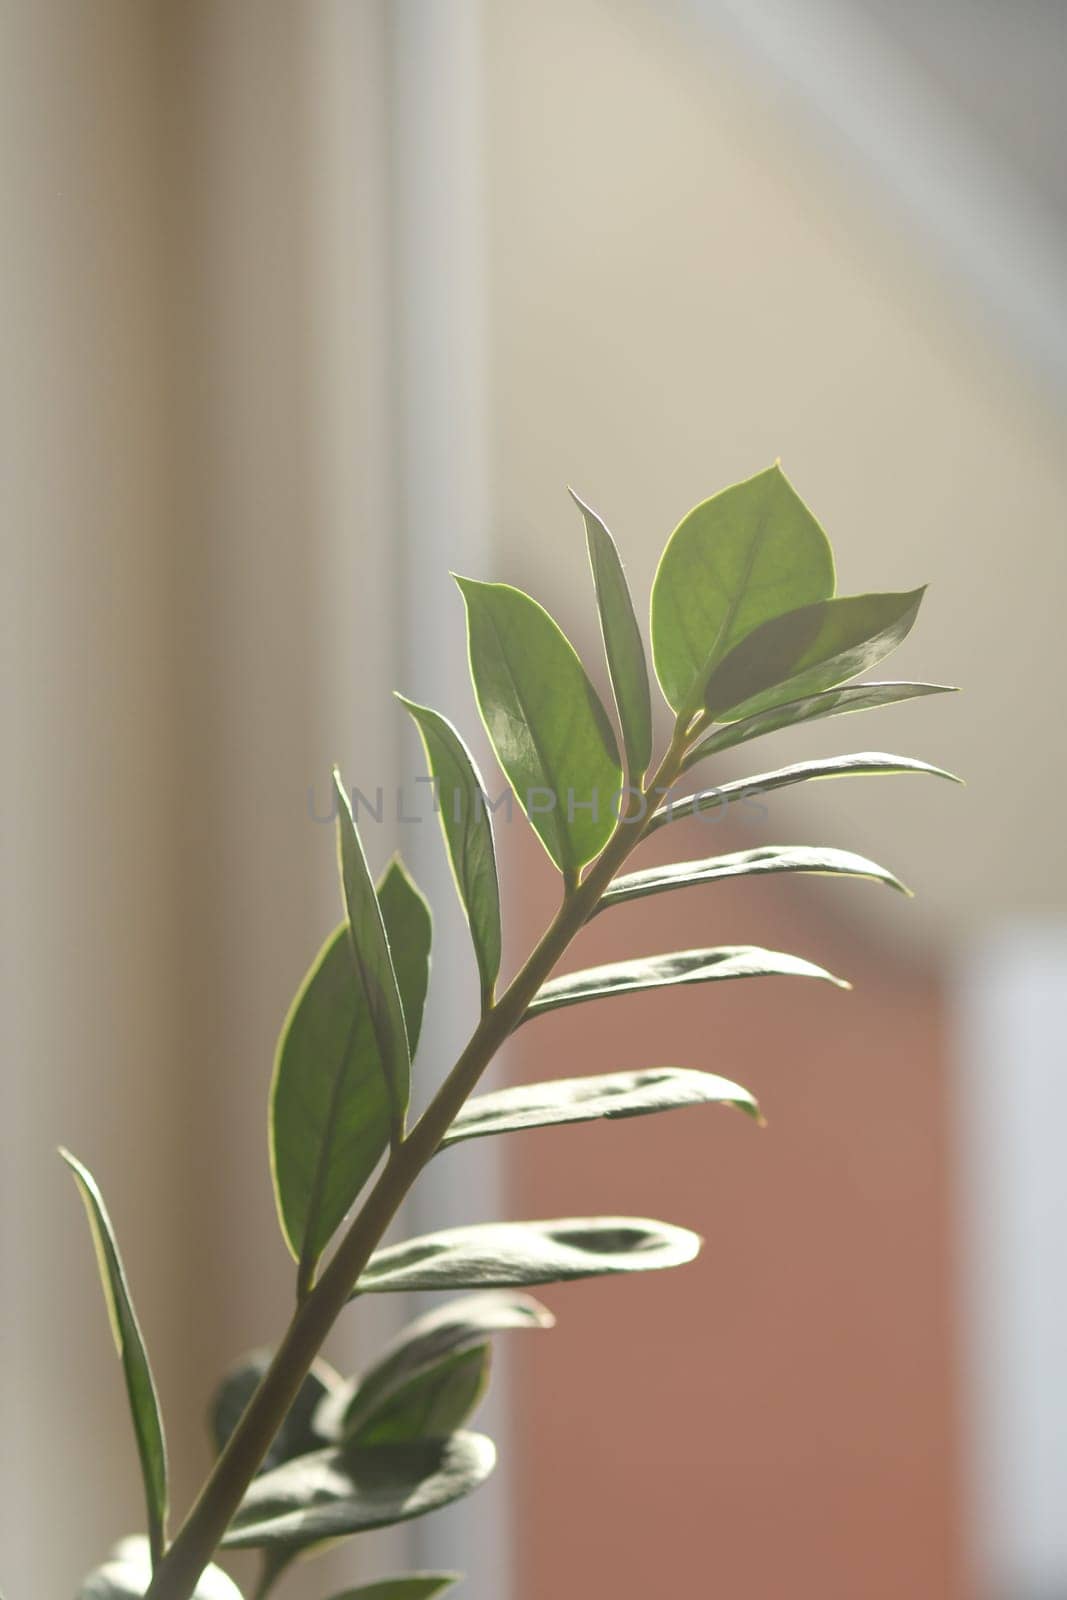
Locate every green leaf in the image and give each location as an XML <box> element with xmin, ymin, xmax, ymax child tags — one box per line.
<box><xmin>703</xmin><ymin>589</ymin><xmax>925</xmax><ymax>720</ymax></box>
<box><xmin>597</xmin><ymin>845</ymin><xmax>909</xmax><ymax>912</ymax></box>
<box><xmin>333</xmin><ymin>769</ymin><xmax>411</xmax><ymax>1138</ymax></box>
<box><xmin>455</xmin><ymin>576</ymin><xmax>622</xmax><ymax>875</ymax></box>
<box><xmin>322</xmin><ymin>1579</ymin><xmax>459</xmax><ymax>1600</ymax></box>
<box><xmin>270</xmin><ymin>925</ymin><xmax>390</xmax><ymax>1273</ymax></box>
<box><xmin>571</xmin><ymin>490</ymin><xmax>653</xmax><ymax>779</ymax></box>
<box><xmin>377</xmin><ymin>856</ymin><xmax>432</xmax><ymax>1057</ymax></box>
<box><xmin>61</xmin><ymin>1152</ymin><xmax>169</xmax><ymax>1566</ymax></box>
<box><xmin>651</xmin><ymin>465</ymin><xmax>835</xmax><ymax>716</ymax></box>
<box><xmin>210</xmin><ymin>1350</ymin><xmax>343</xmax><ymax>1473</ymax></box>
<box><xmin>272</xmin><ymin>837</ymin><xmax>422</xmax><ymax>1278</ymax></box>
<box><xmin>397</xmin><ymin>696</ymin><xmax>501</xmax><ymax>1006</ymax></box>
<box><xmin>349</xmin><ymin>1346</ymin><xmax>490</xmax><ymax>1446</ymax></box>
<box><xmin>317</xmin><ymin>1292</ymin><xmax>553</xmax><ymax>1442</ymax></box>
<box><xmin>441</xmin><ymin>1067</ymin><xmax>760</xmax><ymax>1146</ymax></box>
<box><xmin>645</xmin><ymin>751</ymin><xmax>963</xmax><ymax>836</ymax></box>
<box><xmin>525</xmin><ymin>945</ymin><xmax>848</xmax><ymax>1021</ymax></box>
<box><xmin>222</xmin><ymin>1433</ymin><xmax>496</xmax><ymax>1550</ymax></box>
<box><xmin>684</xmin><ymin>681</ymin><xmax>958</xmax><ymax>764</ymax></box>
<box><xmin>78</xmin><ymin>1539</ymin><xmax>242</xmax><ymax>1600</ymax></box>
<box><xmin>355</xmin><ymin>1217</ymin><xmax>701</xmax><ymax>1294</ymax></box>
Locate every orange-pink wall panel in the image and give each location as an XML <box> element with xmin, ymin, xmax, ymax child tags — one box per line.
<box><xmin>504</xmin><ymin>818</ymin><xmax>962</xmax><ymax>1599</ymax></box>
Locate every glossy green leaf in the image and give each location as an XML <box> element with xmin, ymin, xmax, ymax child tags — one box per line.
<box><xmin>78</xmin><ymin>1539</ymin><xmax>242</xmax><ymax>1600</ymax></box>
<box><xmin>271</xmin><ymin>928</ymin><xmax>388</xmax><ymax>1273</ymax></box>
<box><xmin>441</xmin><ymin>1067</ymin><xmax>760</xmax><ymax>1146</ymax></box>
<box><xmin>355</xmin><ymin>1217</ymin><xmax>701</xmax><ymax>1294</ymax></box>
<box><xmin>525</xmin><ymin>945</ymin><xmax>847</xmax><ymax>1020</ymax></box>
<box><xmin>271</xmin><ymin>924</ymin><xmax>389</xmax><ymax>1271</ymax></box>
<box><xmin>572</xmin><ymin>490</ymin><xmax>653</xmax><ymax>779</ymax></box>
<box><xmin>210</xmin><ymin>1350</ymin><xmax>343</xmax><ymax>1474</ymax></box>
<box><xmin>377</xmin><ymin>856</ymin><xmax>432</xmax><ymax>1057</ymax></box>
<box><xmin>703</xmin><ymin>589</ymin><xmax>924</xmax><ymax>720</ymax></box>
<box><xmin>272</xmin><ymin>849</ymin><xmax>422</xmax><ymax>1278</ymax></box>
<box><xmin>646</xmin><ymin>751</ymin><xmax>962</xmax><ymax>836</ymax></box>
<box><xmin>684</xmin><ymin>681</ymin><xmax>958</xmax><ymax>765</ymax></box>
<box><xmin>61</xmin><ymin>1152</ymin><xmax>169</xmax><ymax>1566</ymax></box>
<box><xmin>350</xmin><ymin>1345</ymin><xmax>490</xmax><ymax>1447</ymax></box>
<box><xmin>651</xmin><ymin>465</ymin><xmax>835</xmax><ymax>716</ymax></box>
<box><xmin>222</xmin><ymin>1433</ymin><xmax>496</xmax><ymax>1550</ymax></box>
<box><xmin>397</xmin><ymin>696</ymin><xmax>501</xmax><ymax>1005</ymax></box>
<box><xmin>317</xmin><ymin>1292</ymin><xmax>553</xmax><ymax>1442</ymax></box>
<box><xmin>322</xmin><ymin>1579</ymin><xmax>459</xmax><ymax>1600</ymax></box>
<box><xmin>455</xmin><ymin>576</ymin><xmax>622</xmax><ymax>874</ymax></box>
<box><xmin>333</xmin><ymin>769</ymin><xmax>411</xmax><ymax>1137</ymax></box>
<box><xmin>597</xmin><ymin>845</ymin><xmax>909</xmax><ymax>912</ymax></box>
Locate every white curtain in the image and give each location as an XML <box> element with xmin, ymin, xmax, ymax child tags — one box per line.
<box><xmin>0</xmin><ymin>3</ymin><xmax>491</xmax><ymax>1591</ymax></box>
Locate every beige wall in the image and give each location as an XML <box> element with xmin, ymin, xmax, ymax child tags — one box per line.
<box><xmin>484</xmin><ymin>0</ymin><xmax>1067</xmax><ymax>941</ymax></box>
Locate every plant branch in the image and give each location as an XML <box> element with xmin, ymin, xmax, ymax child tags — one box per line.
<box><xmin>144</xmin><ymin>725</ymin><xmax>692</xmax><ymax>1600</ymax></box>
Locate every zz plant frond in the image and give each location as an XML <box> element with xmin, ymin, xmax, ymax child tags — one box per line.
<box><xmin>64</xmin><ymin>464</ymin><xmax>959</xmax><ymax>1600</ymax></box>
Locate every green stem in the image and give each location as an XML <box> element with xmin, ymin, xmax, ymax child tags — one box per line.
<box><xmin>144</xmin><ymin>727</ymin><xmax>692</xmax><ymax>1600</ymax></box>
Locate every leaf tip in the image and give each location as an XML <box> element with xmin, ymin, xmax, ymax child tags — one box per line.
<box><xmin>58</xmin><ymin>1145</ymin><xmax>85</xmax><ymax>1180</ymax></box>
<box><xmin>766</xmin><ymin>457</ymin><xmax>793</xmax><ymax>492</ymax></box>
<box><xmin>395</xmin><ymin>691</ymin><xmax>430</xmax><ymax>731</ymax></box>
<box><xmin>530</xmin><ymin>1298</ymin><xmax>558</xmax><ymax>1329</ymax></box>
<box><xmin>734</xmin><ymin>1095</ymin><xmax>765</xmax><ymax>1126</ymax></box>
<box><xmin>566</xmin><ymin>485</ymin><xmax>595</xmax><ymax>520</ymax></box>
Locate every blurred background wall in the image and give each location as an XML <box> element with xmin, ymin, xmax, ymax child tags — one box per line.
<box><xmin>1</xmin><ymin>2</ymin><xmax>1064</xmax><ymax>1597</ymax></box>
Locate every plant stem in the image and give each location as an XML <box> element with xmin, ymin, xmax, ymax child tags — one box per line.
<box><xmin>144</xmin><ymin>726</ymin><xmax>691</xmax><ymax>1600</ymax></box>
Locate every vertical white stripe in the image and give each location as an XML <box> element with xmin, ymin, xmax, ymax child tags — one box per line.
<box><xmin>386</xmin><ymin>4</ymin><xmax>512</xmax><ymax>1597</ymax></box>
<box><xmin>303</xmin><ymin>1</ymin><xmax>411</xmax><ymax>1584</ymax></box>
<box><xmin>954</xmin><ymin>923</ymin><xmax>1067</xmax><ymax>1596</ymax></box>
